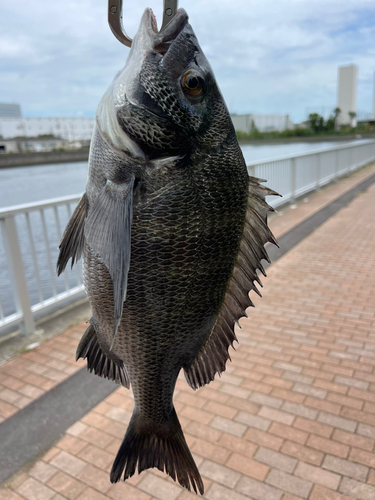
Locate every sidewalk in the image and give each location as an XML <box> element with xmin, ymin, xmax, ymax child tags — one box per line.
<box><xmin>0</xmin><ymin>165</ymin><xmax>375</xmax><ymax>500</ymax></box>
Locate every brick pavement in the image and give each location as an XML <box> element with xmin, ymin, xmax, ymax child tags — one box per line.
<box><xmin>0</xmin><ymin>164</ymin><xmax>374</xmax><ymax>422</ymax></box>
<box><xmin>0</xmin><ymin>165</ymin><xmax>375</xmax><ymax>499</ymax></box>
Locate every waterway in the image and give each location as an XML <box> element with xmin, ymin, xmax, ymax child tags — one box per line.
<box><xmin>0</xmin><ymin>139</ymin><xmax>371</xmax><ymax>208</ymax></box>
<box><xmin>0</xmin><ymin>139</ymin><xmax>371</xmax><ymax>323</ymax></box>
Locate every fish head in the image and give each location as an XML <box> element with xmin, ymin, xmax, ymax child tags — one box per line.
<box><xmin>97</xmin><ymin>8</ymin><xmax>232</xmax><ymax>160</ymax></box>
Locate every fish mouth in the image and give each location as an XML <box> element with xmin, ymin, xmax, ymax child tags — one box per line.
<box><xmin>143</xmin><ymin>7</ymin><xmax>189</xmax><ymax>54</ymax></box>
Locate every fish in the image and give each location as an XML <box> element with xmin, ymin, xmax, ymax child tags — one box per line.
<box><xmin>57</xmin><ymin>7</ymin><xmax>278</xmax><ymax>495</ymax></box>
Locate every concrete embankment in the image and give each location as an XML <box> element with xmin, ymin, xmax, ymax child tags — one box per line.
<box><xmin>0</xmin><ymin>149</ymin><xmax>89</xmax><ymax>168</ymax></box>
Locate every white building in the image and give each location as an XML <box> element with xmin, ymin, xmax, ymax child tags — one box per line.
<box><xmin>0</xmin><ymin>103</ymin><xmax>22</xmax><ymax>118</ymax></box>
<box><xmin>231</xmin><ymin>114</ymin><xmax>294</xmax><ymax>134</ymax></box>
<box><xmin>337</xmin><ymin>65</ymin><xmax>358</xmax><ymax>127</ymax></box>
<box><xmin>0</xmin><ymin>117</ymin><xmax>95</xmax><ymax>141</ymax></box>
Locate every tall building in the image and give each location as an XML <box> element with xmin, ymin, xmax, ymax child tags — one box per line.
<box><xmin>337</xmin><ymin>65</ymin><xmax>358</xmax><ymax>126</ymax></box>
<box><xmin>0</xmin><ymin>103</ymin><xmax>22</xmax><ymax>118</ymax></box>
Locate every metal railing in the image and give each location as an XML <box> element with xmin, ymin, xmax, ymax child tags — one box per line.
<box><xmin>0</xmin><ymin>195</ymin><xmax>85</xmax><ymax>336</ymax></box>
<box><xmin>1</xmin><ymin>140</ymin><xmax>375</xmax><ymax>336</ymax></box>
<box><xmin>246</xmin><ymin>140</ymin><xmax>375</xmax><ymax>207</ymax></box>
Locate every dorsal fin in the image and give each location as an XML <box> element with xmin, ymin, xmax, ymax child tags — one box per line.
<box><xmin>184</xmin><ymin>177</ymin><xmax>279</xmax><ymax>390</ymax></box>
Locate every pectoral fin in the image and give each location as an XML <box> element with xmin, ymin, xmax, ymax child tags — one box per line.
<box><xmin>84</xmin><ymin>177</ymin><xmax>134</xmax><ymax>348</ymax></box>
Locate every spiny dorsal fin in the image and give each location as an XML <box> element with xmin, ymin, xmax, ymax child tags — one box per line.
<box><xmin>76</xmin><ymin>321</ymin><xmax>130</xmax><ymax>388</ymax></box>
<box><xmin>57</xmin><ymin>193</ymin><xmax>88</xmax><ymax>276</ymax></box>
<box><xmin>184</xmin><ymin>177</ymin><xmax>279</xmax><ymax>390</ymax></box>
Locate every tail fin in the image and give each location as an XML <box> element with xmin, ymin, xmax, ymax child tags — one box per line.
<box><xmin>110</xmin><ymin>407</ymin><xmax>204</xmax><ymax>495</ymax></box>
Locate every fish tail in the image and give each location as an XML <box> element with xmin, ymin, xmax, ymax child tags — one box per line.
<box><xmin>110</xmin><ymin>407</ymin><xmax>204</xmax><ymax>495</ymax></box>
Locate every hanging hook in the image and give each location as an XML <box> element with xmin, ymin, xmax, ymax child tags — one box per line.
<box><xmin>108</xmin><ymin>0</ymin><xmax>179</xmax><ymax>48</ymax></box>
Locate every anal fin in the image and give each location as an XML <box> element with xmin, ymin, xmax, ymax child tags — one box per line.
<box><xmin>76</xmin><ymin>322</ymin><xmax>130</xmax><ymax>388</ymax></box>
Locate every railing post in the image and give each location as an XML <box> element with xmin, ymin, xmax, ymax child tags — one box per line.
<box><xmin>334</xmin><ymin>149</ymin><xmax>338</xmax><ymax>182</ymax></box>
<box><xmin>0</xmin><ymin>216</ymin><xmax>35</xmax><ymax>335</ymax></box>
<box><xmin>290</xmin><ymin>157</ymin><xmax>296</xmax><ymax>203</ymax></box>
<box><xmin>316</xmin><ymin>153</ymin><xmax>321</xmax><ymax>190</ymax></box>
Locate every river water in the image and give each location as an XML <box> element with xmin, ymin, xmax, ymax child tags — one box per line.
<box><xmin>0</xmin><ymin>139</ymin><xmax>369</xmax><ymax>321</ymax></box>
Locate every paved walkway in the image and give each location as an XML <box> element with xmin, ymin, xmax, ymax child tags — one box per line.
<box><xmin>0</xmin><ymin>165</ymin><xmax>375</xmax><ymax>500</ymax></box>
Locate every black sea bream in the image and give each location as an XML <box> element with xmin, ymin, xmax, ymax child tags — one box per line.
<box><xmin>57</xmin><ymin>7</ymin><xmax>278</xmax><ymax>494</ymax></box>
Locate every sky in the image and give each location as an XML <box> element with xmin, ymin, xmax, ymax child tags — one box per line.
<box><xmin>1</xmin><ymin>0</ymin><xmax>375</xmax><ymax>123</ymax></box>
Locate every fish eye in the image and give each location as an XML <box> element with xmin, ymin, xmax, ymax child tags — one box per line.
<box><xmin>182</xmin><ymin>71</ymin><xmax>205</xmax><ymax>98</ymax></box>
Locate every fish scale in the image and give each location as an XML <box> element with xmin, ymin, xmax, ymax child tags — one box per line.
<box><xmin>57</xmin><ymin>7</ymin><xmax>278</xmax><ymax>494</ymax></box>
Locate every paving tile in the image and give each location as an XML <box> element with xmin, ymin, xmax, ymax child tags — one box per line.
<box><xmin>17</xmin><ymin>478</ymin><xmax>55</xmax><ymax>500</ymax></box>
<box><xmin>254</xmin><ymin>447</ymin><xmax>297</xmax><ymax>473</ymax></box>
<box><xmin>292</xmin><ymin>383</ymin><xmax>326</xmax><ymax>399</ymax></box>
<box><xmin>217</xmin><ymin>433</ymin><xmax>257</xmax><ymax>458</ymax></box>
<box><xmin>205</xmin><ymin>483</ymin><xmax>248</xmax><ymax>500</ymax></box>
<box><xmin>332</xmin><ymin>429</ymin><xmax>374</xmax><ymax>451</ymax></box>
<box><xmin>76</xmin><ymin>465</ymin><xmax>112</xmax><ymax>493</ymax></box>
<box><xmin>306</xmin><ymin>435</ymin><xmax>349</xmax><ymax>458</ymax></box>
<box><xmin>226</xmin><ymin>453</ymin><xmax>269</xmax><ymax>481</ymax></box>
<box><xmin>273</xmin><ymin>362</ymin><xmax>302</xmax><ymax>373</ymax></box>
<box><xmin>357</xmin><ymin>423</ymin><xmax>375</xmax><ymax>439</ymax></box>
<box><xmin>138</xmin><ymin>473</ymin><xmax>182</xmax><ymax>500</ymax></box>
<box><xmin>203</xmin><ymin>401</ymin><xmax>237</xmax><ymax>419</ymax></box>
<box><xmin>309</xmin><ymin>484</ymin><xmax>356</xmax><ymax>500</ymax></box>
<box><xmin>75</xmin><ymin>488</ymin><xmax>109</xmax><ymax>500</ymax></box>
<box><xmin>334</xmin><ymin>376</ymin><xmax>369</xmax><ymax>390</ymax></box>
<box><xmin>322</xmin><ymin>455</ymin><xmax>368</xmax><ymax>482</ymax></box>
<box><xmin>248</xmin><ymin>392</ymin><xmax>283</xmax><ymax>409</ymax></box>
<box><xmin>210</xmin><ymin>416</ymin><xmax>246</xmax><ymax>437</ymax></box>
<box><xmin>244</xmin><ymin>427</ymin><xmax>283</xmax><ymax>451</ymax></box>
<box><xmin>200</xmin><ymin>460</ymin><xmax>241</xmax><ymax>488</ymax></box>
<box><xmin>47</xmin><ymin>471</ymin><xmax>86</xmax><ymax>499</ymax></box>
<box><xmin>236</xmin><ymin>476</ymin><xmax>283</xmax><ymax>500</ymax></box>
<box><xmin>269</xmin><ymin>422</ymin><xmax>308</xmax><ymax>444</ymax></box>
<box><xmin>107</xmin><ymin>482</ymin><xmax>151</xmax><ymax>500</ymax></box>
<box><xmin>105</xmin><ymin>407</ymin><xmax>132</xmax><ymax>424</ymax></box>
<box><xmin>282</xmin><ymin>373</ymin><xmax>314</xmax><ymax>385</ymax></box>
<box><xmin>280</xmin><ymin>441</ymin><xmax>323</xmax><ymax>466</ymax></box>
<box><xmin>257</xmin><ymin>407</ymin><xmax>295</xmax><ymax>425</ymax></box>
<box><xmin>28</xmin><ymin>461</ymin><xmax>57</xmax><ymax>483</ymax></box>
<box><xmin>56</xmin><ymin>435</ymin><xmax>87</xmax><ymax>455</ymax></box>
<box><xmin>317</xmin><ymin>412</ymin><xmax>357</xmax><ymax>432</ymax></box>
<box><xmin>281</xmin><ymin>402</ymin><xmax>317</xmax><ymax>420</ymax></box>
<box><xmin>190</xmin><ymin>438</ymin><xmax>231</xmax><ymax>464</ymax></box>
<box><xmin>293</xmin><ymin>417</ymin><xmax>333</xmax><ymax>437</ymax></box>
<box><xmin>0</xmin><ymin>490</ymin><xmax>24</xmax><ymax>500</ymax></box>
<box><xmin>235</xmin><ymin>411</ymin><xmax>271</xmax><ymax>431</ymax></box>
<box><xmin>50</xmin><ymin>451</ymin><xmax>86</xmax><ymax>476</ymax></box>
<box><xmin>294</xmin><ymin>461</ymin><xmax>340</xmax><ymax>490</ymax></box>
<box><xmin>77</xmin><ymin>445</ymin><xmax>113</xmax><ymax>470</ymax></box>
<box><xmin>348</xmin><ymin>448</ymin><xmax>375</xmax><ymax>468</ymax></box>
<box><xmin>265</xmin><ymin>469</ymin><xmax>312</xmax><ymax>499</ymax></box>
<box><xmin>339</xmin><ymin>477</ymin><xmax>375</xmax><ymax>500</ymax></box>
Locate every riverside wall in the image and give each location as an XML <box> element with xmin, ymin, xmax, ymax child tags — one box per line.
<box><xmin>0</xmin><ymin>149</ymin><xmax>89</xmax><ymax>168</ymax></box>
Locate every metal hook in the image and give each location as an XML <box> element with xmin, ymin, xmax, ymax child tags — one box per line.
<box><xmin>108</xmin><ymin>0</ymin><xmax>179</xmax><ymax>48</ymax></box>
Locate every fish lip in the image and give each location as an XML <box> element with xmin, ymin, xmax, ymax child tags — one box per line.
<box><xmin>143</xmin><ymin>8</ymin><xmax>189</xmax><ymax>53</ymax></box>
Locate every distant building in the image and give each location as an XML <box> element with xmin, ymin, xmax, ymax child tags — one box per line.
<box><xmin>0</xmin><ymin>103</ymin><xmax>22</xmax><ymax>119</ymax></box>
<box><xmin>0</xmin><ymin>117</ymin><xmax>95</xmax><ymax>141</ymax></box>
<box><xmin>231</xmin><ymin>114</ymin><xmax>294</xmax><ymax>134</ymax></box>
<box><xmin>337</xmin><ymin>65</ymin><xmax>358</xmax><ymax>127</ymax></box>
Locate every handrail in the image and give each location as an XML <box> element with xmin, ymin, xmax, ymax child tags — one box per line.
<box><xmin>1</xmin><ymin>139</ymin><xmax>375</xmax><ymax>336</ymax></box>
<box><xmin>246</xmin><ymin>139</ymin><xmax>375</xmax><ymax>167</ymax></box>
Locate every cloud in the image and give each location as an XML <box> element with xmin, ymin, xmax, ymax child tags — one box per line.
<box><xmin>1</xmin><ymin>0</ymin><xmax>374</xmax><ymax>121</ymax></box>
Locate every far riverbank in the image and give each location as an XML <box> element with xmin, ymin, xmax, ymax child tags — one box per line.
<box><xmin>0</xmin><ymin>148</ymin><xmax>89</xmax><ymax>169</ymax></box>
